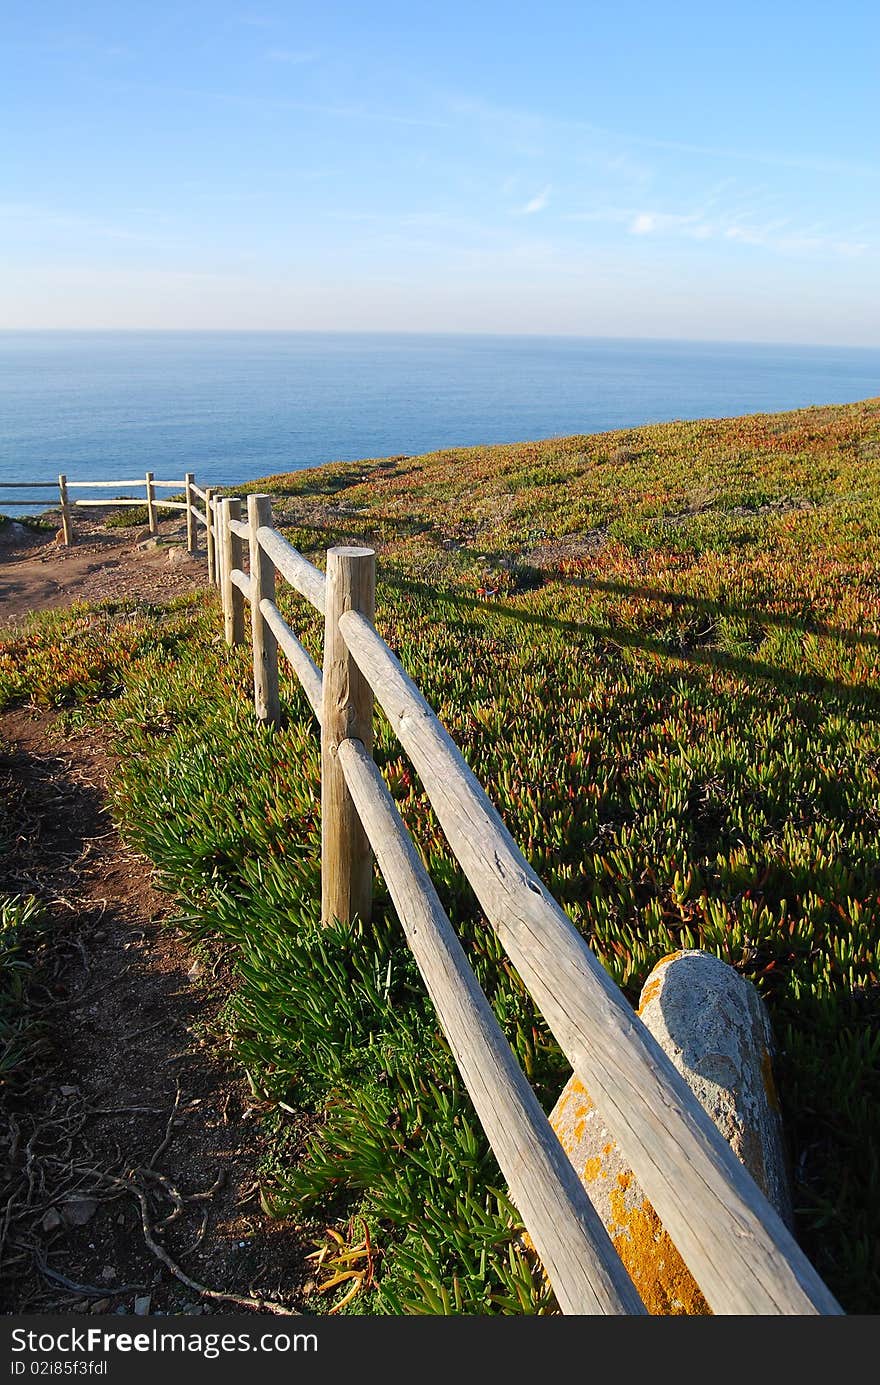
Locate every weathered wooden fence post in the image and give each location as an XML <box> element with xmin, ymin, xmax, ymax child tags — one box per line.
<box><xmin>220</xmin><ymin>497</ymin><xmax>245</xmax><ymax>646</ymax></box>
<box><xmin>247</xmin><ymin>494</ymin><xmax>281</xmax><ymax>726</ymax></box>
<box><xmin>321</xmin><ymin>546</ymin><xmax>376</xmax><ymax>928</ymax></box>
<box><xmin>184</xmin><ymin>472</ymin><xmax>196</xmax><ymax>554</ymax></box>
<box><xmin>145</xmin><ymin>471</ymin><xmax>158</xmax><ymax>536</ymax></box>
<box><xmin>205</xmin><ymin>487</ymin><xmax>217</xmax><ymax>584</ymax></box>
<box><xmin>216</xmin><ymin>498</ymin><xmax>228</xmax><ymax>623</ymax></box>
<box><xmin>58</xmin><ymin>473</ymin><xmax>73</xmax><ymax>546</ymax></box>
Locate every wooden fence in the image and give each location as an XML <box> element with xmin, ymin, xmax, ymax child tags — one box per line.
<box><xmin>206</xmin><ymin>490</ymin><xmax>843</xmax><ymax>1317</ymax></box>
<box><xmin>2</xmin><ymin>475</ymin><xmax>845</xmax><ymax>1314</ymax></box>
<box><xmin>0</xmin><ymin>473</ymin><xmax>199</xmax><ymax>550</ymax></box>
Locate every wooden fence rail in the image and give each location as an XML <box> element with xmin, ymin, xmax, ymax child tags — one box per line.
<box><xmin>2</xmin><ymin>473</ymin><xmax>844</xmax><ymax>1315</ymax></box>
<box><xmin>211</xmin><ymin>492</ymin><xmax>842</xmax><ymax>1318</ymax></box>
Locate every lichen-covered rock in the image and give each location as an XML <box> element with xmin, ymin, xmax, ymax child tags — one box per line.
<box><xmin>548</xmin><ymin>949</ymin><xmax>793</xmax><ymax>1314</ymax></box>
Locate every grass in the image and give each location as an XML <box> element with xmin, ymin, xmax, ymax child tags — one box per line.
<box><xmin>0</xmin><ymin>513</ymin><xmax>55</xmax><ymax>532</ymax></box>
<box><xmin>0</xmin><ymin>895</ymin><xmax>49</xmax><ymax>1091</ymax></box>
<box><xmin>104</xmin><ymin>503</ymin><xmax>181</xmax><ymax>528</ymax></box>
<box><xmin>1</xmin><ymin>396</ymin><xmax>879</xmax><ymax>1312</ymax></box>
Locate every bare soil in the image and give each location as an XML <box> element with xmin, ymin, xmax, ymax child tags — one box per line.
<box><xmin>0</xmin><ymin>518</ymin><xmax>315</xmax><ymax>1316</ymax></box>
<box><xmin>0</xmin><ymin>513</ymin><xmax>207</xmax><ymax>624</ymax></box>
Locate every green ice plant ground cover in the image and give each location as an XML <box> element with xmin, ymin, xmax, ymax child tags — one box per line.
<box><xmin>1</xmin><ymin>397</ymin><xmax>879</xmax><ymax>1312</ymax></box>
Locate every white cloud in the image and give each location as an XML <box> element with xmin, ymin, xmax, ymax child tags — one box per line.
<box><xmin>520</xmin><ymin>186</ymin><xmax>551</xmax><ymax>215</ymax></box>
<box><xmin>630</xmin><ymin>212</ymin><xmax>655</xmax><ymax>234</ymax></box>
<box><xmin>622</xmin><ymin>206</ymin><xmax>870</xmax><ymax>259</ymax></box>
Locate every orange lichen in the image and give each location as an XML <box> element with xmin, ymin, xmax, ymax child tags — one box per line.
<box><xmin>637</xmin><ymin>977</ymin><xmax>663</xmax><ymax>1014</ymax></box>
<box><xmin>610</xmin><ymin>1196</ymin><xmax>712</xmax><ymax>1317</ymax></box>
<box><xmin>608</xmin><ymin>1183</ymin><xmax>631</xmax><ymax>1230</ymax></box>
<box><xmin>761</xmin><ymin>1045</ymin><xmax>781</xmax><ymax>1113</ymax></box>
<box><xmin>581</xmin><ymin>1156</ymin><xmax>605</xmax><ymax>1182</ymax></box>
<box><xmin>637</xmin><ymin>952</ymin><xmax>683</xmax><ymax>1015</ymax></box>
<box><xmin>558</xmin><ymin>1076</ymin><xmax>595</xmax><ymax>1144</ymax></box>
<box><xmin>567</xmin><ymin>1077</ymin><xmax>593</xmax><ymax>1109</ymax></box>
<box><xmin>549</xmin><ymin>1064</ymin><xmax>710</xmax><ymax>1314</ymax></box>
<box><xmin>556</xmin><ymin>1130</ymin><xmax>577</xmax><ymax>1157</ymax></box>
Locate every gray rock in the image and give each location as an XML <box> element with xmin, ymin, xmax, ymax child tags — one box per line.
<box><xmin>61</xmin><ymin>1197</ymin><xmax>98</xmax><ymax>1227</ymax></box>
<box><xmin>547</xmin><ymin>949</ymin><xmax>793</xmax><ymax>1314</ymax></box>
<box><xmin>167</xmin><ymin>545</ymin><xmax>195</xmax><ymax>567</ymax></box>
<box><xmin>99</xmin><ymin>1265</ymin><xmax>116</xmax><ymax>1282</ymax></box>
<box><xmin>0</xmin><ymin>521</ymin><xmax>30</xmax><ymax>547</ymax></box>
<box><xmin>134</xmin><ymin>537</ymin><xmax>162</xmax><ymax>553</ymax></box>
<box><xmin>133</xmin><ymin>1295</ymin><xmax>151</xmax><ymax>1316</ymax></box>
<box><xmin>89</xmin><ymin>1299</ymin><xmax>111</xmax><ymax>1314</ymax></box>
<box><xmin>41</xmin><ymin>1208</ymin><xmax>62</xmax><ymax>1233</ymax></box>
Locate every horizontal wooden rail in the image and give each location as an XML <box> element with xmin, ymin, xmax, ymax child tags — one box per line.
<box><xmin>190</xmin><ymin>483</ymin><xmax>209</xmax><ymax>503</ymax></box>
<box><xmin>230</xmin><ymin>568</ymin><xmax>253</xmax><ymax>600</ymax></box>
<box><xmin>2</xmin><ymin>476</ymin><xmax>183</xmax><ymax>492</ymax></box>
<box><xmin>336</xmin><ymin>608</ymin><xmax>841</xmax><ymax>1316</ymax></box>
<box><xmin>228</xmin><ymin>517</ymin><xmax>250</xmax><ymax>540</ymax></box>
<box><xmin>64</xmin><ymin>478</ymin><xmax>185</xmax><ymax>490</ymax></box>
<box><xmin>337</xmin><ymin>735</ymin><xmax>645</xmax><ymax>1316</ymax></box>
<box><xmin>73</xmin><ymin>498</ymin><xmax>147</xmax><ymax>508</ymax></box>
<box><xmin>66</xmin><ymin>479</ymin><xmax>147</xmax><ymax>489</ymax></box>
<box><xmin>259</xmin><ymin>599</ymin><xmax>323</xmax><ymax>721</ymax></box>
<box><xmin>71</xmin><ymin>497</ymin><xmax>188</xmax><ymax>510</ymax></box>
<box><xmin>193</xmin><ymin>508</ymin><xmax>208</xmax><ymax>527</ymax></box>
<box><xmin>255</xmin><ymin>526</ymin><xmax>326</xmax><ymax>613</ymax></box>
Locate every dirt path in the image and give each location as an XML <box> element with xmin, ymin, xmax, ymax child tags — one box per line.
<box><xmin>0</xmin><ymin>523</ymin><xmax>313</xmax><ymax>1316</ymax></box>
<box><xmin>0</xmin><ymin>515</ymin><xmax>207</xmax><ymax>623</ymax></box>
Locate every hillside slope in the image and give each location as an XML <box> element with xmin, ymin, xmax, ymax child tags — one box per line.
<box><xmin>2</xmin><ymin>397</ymin><xmax>879</xmax><ymax>1313</ymax></box>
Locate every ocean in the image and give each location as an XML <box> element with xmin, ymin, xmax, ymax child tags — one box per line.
<box><xmin>1</xmin><ymin>332</ymin><xmax>878</xmax><ymax>507</ymax></box>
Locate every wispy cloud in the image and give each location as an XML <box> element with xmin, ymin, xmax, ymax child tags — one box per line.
<box><xmin>446</xmin><ymin>93</ymin><xmax>879</xmax><ymax>182</ymax></box>
<box><xmin>0</xmin><ymin>201</ymin><xmax>178</xmax><ymax>249</ymax></box>
<box><xmin>626</xmin><ymin>206</ymin><xmax>870</xmax><ymax>258</ymax></box>
<box><xmin>519</xmin><ymin>186</ymin><xmax>551</xmax><ymax>215</ymax></box>
<box><xmin>99</xmin><ymin>77</ymin><xmax>452</xmax><ymax>131</ymax></box>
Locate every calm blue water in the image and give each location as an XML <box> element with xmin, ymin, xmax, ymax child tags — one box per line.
<box><xmin>1</xmin><ymin>332</ymin><xmax>878</xmax><ymax>507</ymax></box>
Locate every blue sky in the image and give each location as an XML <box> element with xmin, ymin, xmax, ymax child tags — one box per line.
<box><xmin>3</xmin><ymin>1</ymin><xmax>878</xmax><ymax>342</ymax></box>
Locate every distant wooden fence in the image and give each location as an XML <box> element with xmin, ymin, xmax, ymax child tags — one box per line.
<box><xmin>0</xmin><ymin>472</ymin><xmax>199</xmax><ymax>552</ymax></box>
<box><xmin>2</xmin><ymin>475</ymin><xmax>844</xmax><ymax>1315</ymax></box>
